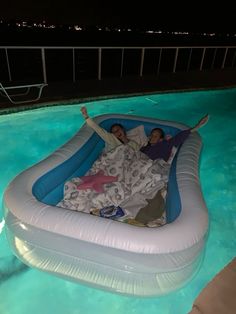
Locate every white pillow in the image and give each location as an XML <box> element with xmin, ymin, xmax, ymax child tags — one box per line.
<box><xmin>127</xmin><ymin>125</ymin><xmax>148</xmax><ymax>147</ymax></box>
<box><xmin>164</xmin><ymin>135</ymin><xmax>178</xmax><ymax>164</ymax></box>
<box><xmin>167</xmin><ymin>146</ymin><xmax>178</xmax><ymax>164</ymax></box>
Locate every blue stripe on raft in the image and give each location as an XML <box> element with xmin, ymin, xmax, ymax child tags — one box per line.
<box><xmin>32</xmin><ymin>118</ymin><xmax>182</xmax><ymax>222</ymax></box>
<box><xmin>32</xmin><ymin>133</ymin><xmax>104</xmax><ymax>204</ymax></box>
<box><xmin>165</xmin><ymin>151</ymin><xmax>181</xmax><ymax>223</ymax></box>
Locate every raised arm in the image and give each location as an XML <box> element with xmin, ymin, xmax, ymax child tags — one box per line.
<box><xmin>80</xmin><ymin>106</ymin><xmax>109</xmax><ymax>138</ymax></box>
<box><xmin>80</xmin><ymin>106</ymin><xmax>118</xmax><ymax>147</ymax></box>
<box><xmin>81</xmin><ymin>106</ymin><xmax>89</xmax><ymax>119</ymax></box>
<box><xmin>190</xmin><ymin>114</ymin><xmax>209</xmax><ymax>132</ymax></box>
<box><xmin>167</xmin><ymin>114</ymin><xmax>209</xmax><ymax>147</ymax></box>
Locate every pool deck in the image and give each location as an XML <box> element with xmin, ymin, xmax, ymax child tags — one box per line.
<box><xmin>189</xmin><ymin>257</ymin><xmax>236</xmax><ymax>314</ymax></box>
<box><xmin>0</xmin><ymin>68</ymin><xmax>236</xmax><ymax>113</ymax></box>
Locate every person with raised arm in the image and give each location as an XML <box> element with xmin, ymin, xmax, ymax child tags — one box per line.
<box><xmin>80</xmin><ymin>106</ymin><xmax>140</xmax><ymax>152</ymax></box>
<box><xmin>140</xmin><ymin>114</ymin><xmax>209</xmax><ymax>161</ymax></box>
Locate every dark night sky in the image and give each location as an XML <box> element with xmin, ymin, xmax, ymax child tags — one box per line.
<box><xmin>1</xmin><ymin>0</ymin><xmax>236</xmax><ymax>33</ymax></box>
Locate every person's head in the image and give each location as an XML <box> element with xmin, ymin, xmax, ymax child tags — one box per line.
<box><xmin>110</xmin><ymin>123</ymin><xmax>127</xmax><ymax>143</ymax></box>
<box><xmin>149</xmin><ymin>128</ymin><xmax>165</xmax><ymax>144</ymax></box>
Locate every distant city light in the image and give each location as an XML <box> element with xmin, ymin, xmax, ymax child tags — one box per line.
<box><xmin>146</xmin><ymin>30</ymin><xmax>163</xmax><ymax>34</ymax></box>
<box><xmin>74</xmin><ymin>25</ymin><xmax>83</xmax><ymax>31</ymax></box>
<box><xmin>203</xmin><ymin>32</ymin><xmax>216</xmax><ymax>37</ymax></box>
<box><xmin>0</xmin><ymin>19</ymin><xmax>236</xmax><ymax>37</ymax></box>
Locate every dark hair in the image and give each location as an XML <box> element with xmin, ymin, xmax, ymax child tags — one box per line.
<box><xmin>110</xmin><ymin>123</ymin><xmax>126</xmax><ymax>135</ymax></box>
<box><xmin>151</xmin><ymin>127</ymin><xmax>165</xmax><ymax>139</ymax></box>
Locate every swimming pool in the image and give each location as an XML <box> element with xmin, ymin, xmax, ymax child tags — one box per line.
<box><xmin>1</xmin><ymin>88</ymin><xmax>236</xmax><ymax>314</ymax></box>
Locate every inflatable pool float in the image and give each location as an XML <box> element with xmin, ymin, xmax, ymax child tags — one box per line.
<box><xmin>3</xmin><ymin>114</ymin><xmax>208</xmax><ymax>297</ymax></box>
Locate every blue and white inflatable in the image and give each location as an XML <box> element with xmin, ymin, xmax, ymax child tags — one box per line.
<box><xmin>3</xmin><ymin>114</ymin><xmax>208</xmax><ymax>297</ymax></box>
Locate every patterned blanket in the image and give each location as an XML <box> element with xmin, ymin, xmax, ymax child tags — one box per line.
<box><xmin>58</xmin><ymin>145</ymin><xmax>170</xmax><ymax>221</ymax></box>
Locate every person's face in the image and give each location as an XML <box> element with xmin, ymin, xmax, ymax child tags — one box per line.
<box><xmin>149</xmin><ymin>130</ymin><xmax>162</xmax><ymax>144</ymax></box>
<box><xmin>111</xmin><ymin>125</ymin><xmax>126</xmax><ymax>141</ymax></box>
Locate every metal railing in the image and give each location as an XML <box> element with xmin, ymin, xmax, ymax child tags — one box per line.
<box><xmin>0</xmin><ymin>45</ymin><xmax>236</xmax><ymax>85</ymax></box>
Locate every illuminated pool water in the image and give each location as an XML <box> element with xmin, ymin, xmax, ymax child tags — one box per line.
<box><xmin>1</xmin><ymin>88</ymin><xmax>236</xmax><ymax>314</ymax></box>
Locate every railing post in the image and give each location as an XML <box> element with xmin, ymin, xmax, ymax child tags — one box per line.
<box><xmin>72</xmin><ymin>48</ymin><xmax>76</xmax><ymax>82</ymax></box>
<box><xmin>187</xmin><ymin>48</ymin><xmax>192</xmax><ymax>72</ymax></box>
<box><xmin>5</xmin><ymin>48</ymin><xmax>12</xmax><ymax>81</ymax></box>
<box><xmin>120</xmin><ymin>48</ymin><xmax>124</xmax><ymax>78</ymax></box>
<box><xmin>98</xmin><ymin>48</ymin><xmax>102</xmax><ymax>80</ymax></box>
<box><xmin>200</xmin><ymin>48</ymin><xmax>206</xmax><ymax>71</ymax></box>
<box><xmin>211</xmin><ymin>48</ymin><xmax>217</xmax><ymax>69</ymax></box>
<box><xmin>157</xmin><ymin>48</ymin><xmax>162</xmax><ymax>75</ymax></box>
<box><xmin>173</xmin><ymin>48</ymin><xmax>179</xmax><ymax>73</ymax></box>
<box><xmin>140</xmin><ymin>48</ymin><xmax>145</xmax><ymax>77</ymax></box>
<box><xmin>41</xmin><ymin>48</ymin><xmax>47</xmax><ymax>84</ymax></box>
<box><xmin>221</xmin><ymin>47</ymin><xmax>228</xmax><ymax>69</ymax></box>
<box><xmin>232</xmin><ymin>49</ymin><xmax>236</xmax><ymax>67</ymax></box>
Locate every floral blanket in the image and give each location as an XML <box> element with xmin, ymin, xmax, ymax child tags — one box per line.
<box><xmin>58</xmin><ymin>145</ymin><xmax>170</xmax><ymax>221</ymax></box>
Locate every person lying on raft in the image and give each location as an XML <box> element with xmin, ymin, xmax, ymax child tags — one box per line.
<box><xmin>80</xmin><ymin>106</ymin><xmax>140</xmax><ymax>152</ymax></box>
<box><xmin>140</xmin><ymin>114</ymin><xmax>209</xmax><ymax>161</ymax></box>
<box><xmin>81</xmin><ymin>106</ymin><xmax>209</xmax><ymax>161</ymax></box>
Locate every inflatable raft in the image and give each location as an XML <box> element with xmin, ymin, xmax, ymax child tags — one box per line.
<box><xmin>3</xmin><ymin>114</ymin><xmax>208</xmax><ymax>297</ymax></box>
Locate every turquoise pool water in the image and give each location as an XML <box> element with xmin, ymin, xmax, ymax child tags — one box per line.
<box><xmin>0</xmin><ymin>88</ymin><xmax>236</xmax><ymax>314</ymax></box>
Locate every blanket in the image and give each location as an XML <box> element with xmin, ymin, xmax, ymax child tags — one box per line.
<box><xmin>58</xmin><ymin>145</ymin><xmax>170</xmax><ymax>223</ymax></box>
